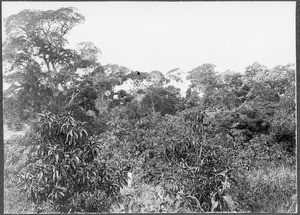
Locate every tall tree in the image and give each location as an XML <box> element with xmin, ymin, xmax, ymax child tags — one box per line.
<box><xmin>186</xmin><ymin>64</ymin><xmax>222</xmax><ymax>109</ymax></box>
<box><xmin>87</xmin><ymin>64</ymin><xmax>132</xmax><ymax>113</ymax></box>
<box><xmin>166</xmin><ymin>68</ymin><xmax>183</xmax><ymax>83</ymax></box>
<box><xmin>141</xmin><ymin>85</ymin><xmax>182</xmax><ymax>115</ymax></box>
<box><xmin>3</xmin><ymin>7</ymin><xmax>99</xmax><ymax>128</ymax></box>
<box><xmin>76</xmin><ymin>41</ymin><xmax>101</xmax><ymax>70</ymax></box>
<box><xmin>186</xmin><ymin>64</ymin><xmax>219</xmax><ymax>92</ymax></box>
<box><xmin>244</xmin><ymin>62</ymin><xmax>267</xmax><ymax>81</ymax></box>
<box><xmin>146</xmin><ymin>70</ymin><xmax>169</xmax><ymax>87</ymax></box>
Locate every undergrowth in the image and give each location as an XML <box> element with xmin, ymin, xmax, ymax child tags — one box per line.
<box><xmin>4</xmin><ymin>132</ymin><xmax>297</xmax><ymax>214</ymax></box>
<box><xmin>238</xmin><ymin>165</ymin><xmax>297</xmax><ymax>213</ymax></box>
<box><xmin>110</xmin><ymin>164</ymin><xmax>296</xmax><ymax>213</ymax></box>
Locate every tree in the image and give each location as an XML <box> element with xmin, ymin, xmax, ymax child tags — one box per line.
<box><xmin>146</xmin><ymin>70</ymin><xmax>169</xmax><ymax>87</ymax></box>
<box><xmin>125</xmin><ymin>70</ymin><xmax>149</xmax><ymax>89</ymax></box>
<box><xmin>204</xmin><ymin>71</ymin><xmax>246</xmax><ymax>111</ymax></box>
<box><xmin>102</xmin><ymin>64</ymin><xmax>132</xmax><ymax>97</ymax></box>
<box><xmin>221</xmin><ymin>71</ymin><xmax>244</xmax><ymax>90</ymax></box>
<box><xmin>267</xmin><ymin>65</ymin><xmax>296</xmax><ymax>156</ymax></box>
<box><xmin>3</xmin><ymin>7</ymin><xmax>85</xmax><ymax>73</ymax></box>
<box><xmin>3</xmin><ymin>7</ymin><xmax>99</xmax><ymax>128</ymax></box>
<box><xmin>85</xmin><ymin>64</ymin><xmax>133</xmax><ymax>113</ymax></box>
<box><xmin>141</xmin><ymin>86</ymin><xmax>182</xmax><ymax>115</ymax></box>
<box><xmin>166</xmin><ymin>68</ymin><xmax>183</xmax><ymax>83</ymax></box>
<box><xmin>186</xmin><ymin>64</ymin><xmax>219</xmax><ymax>93</ymax></box>
<box><xmin>186</xmin><ymin>64</ymin><xmax>228</xmax><ymax>111</ymax></box>
<box><xmin>76</xmin><ymin>42</ymin><xmax>101</xmax><ymax>67</ymax></box>
<box><xmin>184</xmin><ymin>86</ymin><xmax>202</xmax><ymax>109</ymax></box>
<box><xmin>244</xmin><ymin>62</ymin><xmax>267</xmax><ymax>81</ymax></box>
<box><xmin>251</xmin><ymin>64</ymin><xmax>295</xmax><ymax>97</ymax></box>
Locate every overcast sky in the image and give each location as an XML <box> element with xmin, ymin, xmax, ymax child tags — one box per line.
<box><xmin>2</xmin><ymin>1</ymin><xmax>296</xmax><ymax>75</ymax></box>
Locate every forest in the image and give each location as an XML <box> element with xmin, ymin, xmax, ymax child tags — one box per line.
<box><xmin>3</xmin><ymin>7</ymin><xmax>296</xmax><ymax>213</ymax></box>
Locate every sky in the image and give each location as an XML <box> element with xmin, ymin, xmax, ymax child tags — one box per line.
<box><xmin>2</xmin><ymin>1</ymin><xmax>296</xmax><ymax>75</ymax></box>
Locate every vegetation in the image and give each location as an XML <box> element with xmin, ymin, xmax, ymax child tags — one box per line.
<box><xmin>3</xmin><ymin>7</ymin><xmax>296</xmax><ymax>213</ymax></box>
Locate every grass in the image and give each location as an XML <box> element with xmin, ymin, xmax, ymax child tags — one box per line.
<box><xmin>4</xmin><ymin>185</ymin><xmax>34</xmax><ymax>213</ymax></box>
<box><xmin>236</xmin><ymin>164</ymin><xmax>297</xmax><ymax>213</ymax></box>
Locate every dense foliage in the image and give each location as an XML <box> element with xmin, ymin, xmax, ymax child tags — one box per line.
<box><xmin>3</xmin><ymin>7</ymin><xmax>296</xmax><ymax>213</ymax></box>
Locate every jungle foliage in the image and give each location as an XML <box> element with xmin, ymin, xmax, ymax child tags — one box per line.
<box><xmin>3</xmin><ymin>7</ymin><xmax>296</xmax><ymax>213</ymax></box>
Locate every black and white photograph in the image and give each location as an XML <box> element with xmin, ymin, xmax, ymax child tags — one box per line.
<box><xmin>2</xmin><ymin>1</ymin><xmax>297</xmax><ymax>213</ymax></box>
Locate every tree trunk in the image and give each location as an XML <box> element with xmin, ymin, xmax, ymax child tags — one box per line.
<box><xmin>51</xmin><ymin>62</ymin><xmax>57</xmax><ymax>73</ymax></box>
<box><xmin>44</xmin><ymin>57</ymin><xmax>51</xmax><ymax>72</ymax></box>
<box><xmin>151</xmin><ymin>97</ymin><xmax>155</xmax><ymax>114</ymax></box>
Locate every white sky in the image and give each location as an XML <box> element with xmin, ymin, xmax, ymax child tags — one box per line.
<box><xmin>2</xmin><ymin>1</ymin><xmax>296</xmax><ymax>75</ymax></box>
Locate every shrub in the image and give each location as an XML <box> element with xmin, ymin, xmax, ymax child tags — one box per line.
<box><xmin>15</xmin><ymin>111</ymin><xmax>128</xmax><ymax>212</ymax></box>
<box><xmin>134</xmin><ymin>108</ymin><xmax>241</xmax><ymax>212</ymax></box>
<box><xmin>4</xmin><ymin>132</ymin><xmax>55</xmax><ymax>213</ymax></box>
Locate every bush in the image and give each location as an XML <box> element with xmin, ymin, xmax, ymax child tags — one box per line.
<box><xmin>131</xmin><ymin>109</ymin><xmax>241</xmax><ymax>212</ymax></box>
<box><xmin>15</xmin><ymin>111</ymin><xmax>128</xmax><ymax>212</ymax></box>
<box><xmin>4</xmin><ymin>133</ymin><xmax>55</xmax><ymax>213</ymax></box>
